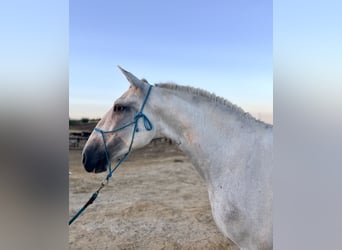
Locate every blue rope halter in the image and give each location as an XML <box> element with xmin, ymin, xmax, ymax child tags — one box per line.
<box><xmin>95</xmin><ymin>84</ymin><xmax>153</xmax><ymax>181</ymax></box>
<box><xmin>69</xmin><ymin>85</ymin><xmax>153</xmax><ymax>225</ymax></box>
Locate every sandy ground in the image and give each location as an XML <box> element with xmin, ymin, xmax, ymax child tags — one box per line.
<box><xmin>69</xmin><ymin>141</ymin><xmax>237</xmax><ymax>249</ymax></box>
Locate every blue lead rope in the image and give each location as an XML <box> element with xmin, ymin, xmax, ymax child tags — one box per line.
<box><xmin>69</xmin><ymin>85</ymin><xmax>153</xmax><ymax>225</ymax></box>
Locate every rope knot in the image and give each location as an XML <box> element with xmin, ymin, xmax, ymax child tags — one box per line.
<box><xmin>134</xmin><ymin>112</ymin><xmax>153</xmax><ymax>132</ymax></box>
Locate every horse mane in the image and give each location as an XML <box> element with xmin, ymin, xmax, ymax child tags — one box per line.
<box><xmin>155</xmin><ymin>83</ymin><xmax>271</xmax><ymax>127</ymax></box>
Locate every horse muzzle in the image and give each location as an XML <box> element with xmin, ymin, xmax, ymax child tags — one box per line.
<box><xmin>82</xmin><ymin>146</ymin><xmax>107</xmax><ymax>173</ymax></box>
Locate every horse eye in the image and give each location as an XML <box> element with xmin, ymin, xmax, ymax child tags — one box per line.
<box><xmin>114</xmin><ymin>104</ymin><xmax>126</xmax><ymax>112</ymax></box>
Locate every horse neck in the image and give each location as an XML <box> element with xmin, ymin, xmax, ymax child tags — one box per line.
<box><xmin>151</xmin><ymin>87</ymin><xmax>259</xmax><ymax>182</ymax></box>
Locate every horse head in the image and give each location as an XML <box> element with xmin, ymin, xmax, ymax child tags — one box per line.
<box><xmin>82</xmin><ymin>67</ymin><xmax>157</xmax><ymax>173</ymax></box>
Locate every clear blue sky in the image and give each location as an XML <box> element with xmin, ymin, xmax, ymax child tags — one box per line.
<box><xmin>70</xmin><ymin>0</ymin><xmax>273</xmax><ymax>123</ymax></box>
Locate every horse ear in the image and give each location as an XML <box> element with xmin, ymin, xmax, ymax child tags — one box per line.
<box><xmin>118</xmin><ymin>66</ymin><xmax>148</xmax><ymax>90</ymax></box>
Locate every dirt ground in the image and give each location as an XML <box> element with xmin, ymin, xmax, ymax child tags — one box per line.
<box><xmin>69</xmin><ymin>140</ymin><xmax>237</xmax><ymax>249</ymax></box>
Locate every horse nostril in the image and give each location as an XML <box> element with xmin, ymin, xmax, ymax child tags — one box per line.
<box><xmin>82</xmin><ymin>153</ymin><xmax>87</xmax><ymax>165</ymax></box>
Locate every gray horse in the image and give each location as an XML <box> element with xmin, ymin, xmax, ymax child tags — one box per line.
<box><xmin>82</xmin><ymin>67</ymin><xmax>273</xmax><ymax>250</ymax></box>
